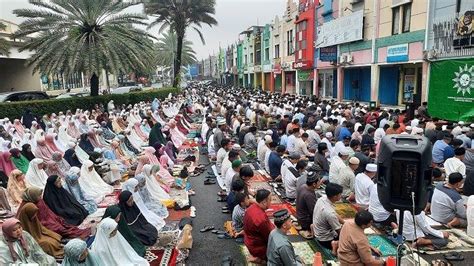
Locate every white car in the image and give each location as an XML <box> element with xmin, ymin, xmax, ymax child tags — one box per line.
<box><xmin>111</xmin><ymin>86</ymin><xmax>141</xmax><ymax>94</ymax></box>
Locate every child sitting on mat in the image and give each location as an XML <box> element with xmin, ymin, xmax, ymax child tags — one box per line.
<box><xmin>225</xmin><ymin>192</ymin><xmax>250</xmax><ymax>240</ymax></box>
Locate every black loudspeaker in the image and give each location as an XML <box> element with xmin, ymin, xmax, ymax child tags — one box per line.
<box><xmin>377</xmin><ymin>135</ymin><xmax>432</xmax><ymax>214</ymax></box>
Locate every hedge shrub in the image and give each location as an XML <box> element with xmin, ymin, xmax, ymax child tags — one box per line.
<box><xmin>0</xmin><ymin>87</ymin><xmax>179</xmax><ymax>119</ymax></box>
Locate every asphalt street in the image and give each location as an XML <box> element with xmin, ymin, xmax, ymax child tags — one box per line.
<box><xmin>186</xmin><ymin>153</ymin><xmax>245</xmax><ymax>265</ymax></box>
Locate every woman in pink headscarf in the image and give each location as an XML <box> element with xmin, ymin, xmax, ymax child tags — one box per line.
<box><xmin>33</xmin><ymin>135</ymin><xmax>55</xmax><ymax>163</ymax></box>
<box><xmin>44</xmin><ymin>133</ymin><xmax>63</xmax><ymax>155</ymax></box>
<box><xmin>87</xmin><ymin>130</ymin><xmax>104</xmax><ymax>148</ymax></box>
<box><xmin>133</xmin><ymin>122</ymin><xmax>148</xmax><ymax>142</ymax></box>
<box><xmin>168</xmin><ymin>119</ymin><xmax>186</xmax><ymax>149</ymax></box>
<box><xmin>111</xmin><ymin>140</ymin><xmax>131</xmax><ymax>166</ymax></box>
<box><xmin>143</xmin><ymin>146</ymin><xmax>160</xmax><ymax>165</ymax></box>
<box><xmin>13</xmin><ymin>119</ymin><xmax>25</xmax><ymax>138</ymax></box>
<box><xmin>0</xmin><ymin>150</ymin><xmax>17</xmax><ymax>176</ymax></box>
<box><xmin>134</xmin><ymin>155</ymin><xmax>150</xmax><ymax>176</ymax></box>
<box><xmin>66</xmin><ymin>120</ymin><xmax>80</xmax><ymax>139</ymax></box>
<box><xmin>0</xmin><ymin>218</ymin><xmax>57</xmax><ymax>265</ymax></box>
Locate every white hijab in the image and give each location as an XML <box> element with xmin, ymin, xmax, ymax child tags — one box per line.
<box><xmin>122</xmin><ymin>178</ymin><xmax>165</xmax><ymax>231</ymax></box>
<box><xmin>143</xmin><ymin>164</ymin><xmax>170</xmax><ymax>200</ymax></box>
<box><xmin>25</xmin><ymin>158</ymin><xmax>48</xmax><ymax>188</ymax></box>
<box><xmin>91</xmin><ymin>218</ymin><xmax>149</xmax><ymax>266</ymax></box>
<box><xmin>79</xmin><ymin>160</ymin><xmax>113</xmax><ymax>203</ymax></box>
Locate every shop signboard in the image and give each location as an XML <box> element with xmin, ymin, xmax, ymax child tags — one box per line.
<box><xmin>387</xmin><ymin>44</ymin><xmax>408</xmax><ymax>62</ymax></box>
<box><xmin>428</xmin><ymin>58</ymin><xmax>474</xmax><ymax>122</ymax></box>
<box><xmin>319</xmin><ymin>46</ymin><xmax>337</xmax><ymax>62</ymax></box>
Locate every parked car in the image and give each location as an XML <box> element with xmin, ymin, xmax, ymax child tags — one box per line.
<box><xmin>56</xmin><ymin>92</ymin><xmax>90</xmax><ymax>99</ymax></box>
<box><xmin>111</xmin><ymin>86</ymin><xmax>142</xmax><ymax>94</ymax></box>
<box><xmin>0</xmin><ymin>91</ymin><xmax>49</xmax><ymax>102</ymax></box>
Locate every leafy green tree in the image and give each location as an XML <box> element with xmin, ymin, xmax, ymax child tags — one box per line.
<box><xmin>145</xmin><ymin>0</ymin><xmax>217</xmax><ymax>88</ymax></box>
<box><xmin>14</xmin><ymin>0</ymin><xmax>154</xmax><ymax>96</ymax></box>
<box><xmin>0</xmin><ymin>22</ymin><xmax>10</xmax><ymax>56</ymax></box>
<box><xmin>155</xmin><ymin>29</ymin><xmax>197</xmax><ymax>71</ymax></box>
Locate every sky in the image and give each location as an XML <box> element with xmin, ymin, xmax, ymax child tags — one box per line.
<box><xmin>0</xmin><ymin>0</ymin><xmax>288</xmax><ymax>60</ymax></box>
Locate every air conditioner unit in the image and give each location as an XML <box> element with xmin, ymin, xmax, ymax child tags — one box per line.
<box><xmin>339</xmin><ymin>55</ymin><xmax>347</xmax><ymax>63</ymax></box>
<box><xmin>422</xmin><ymin>49</ymin><xmax>438</xmax><ymax>60</ymax></box>
<box><xmin>347</xmin><ymin>54</ymin><xmax>353</xmax><ymax>63</ymax></box>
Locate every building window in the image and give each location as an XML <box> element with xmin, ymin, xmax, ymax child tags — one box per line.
<box><xmin>298</xmin><ymin>50</ymin><xmax>302</xmax><ymax>60</ymax></box>
<box><xmin>265</xmin><ymin>47</ymin><xmax>270</xmax><ymax>61</ymax></box>
<box><xmin>392</xmin><ymin>6</ymin><xmax>400</xmax><ymax>35</ymax></box>
<box><xmin>302</xmin><ymin>40</ymin><xmax>307</xmax><ymax>49</ymax></box>
<box><xmin>287</xmin><ymin>29</ymin><xmax>294</xmax><ymax>55</ymax></box>
<box><xmin>274</xmin><ymin>44</ymin><xmax>280</xmax><ymax>58</ymax></box>
<box><xmin>297</xmin><ymin>21</ymin><xmax>307</xmax><ymax>32</ymax></box>
<box><xmin>244</xmin><ymin>55</ymin><xmax>247</xmax><ymax>65</ymax></box>
<box><xmin>402</xmin><ymin>4</ymin><xmax>411</xmax><ymax>33</ymax></box>
<box><xmin>250</xmin><ymin>53</ymin><xmax>253</xmax><ymax>63</ymax></box>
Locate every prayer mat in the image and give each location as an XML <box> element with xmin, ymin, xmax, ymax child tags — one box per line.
<box><xmin>155</xmin><ymin>229</ymin><xmax>181</xmax><ymax>249</ymax></box>
<box><xmin>308</xmin><ymin>239</ymin><xmax>337</xmax><ymax>262</ymax></box>
<box><xmin>291</xmin><ymin>241</ymin><xmax>316</xmax><ymax>264</ymax></box>
<box><xmin>248</xmin><ymin>173</ymin><xmax>270</xmax><ymax>183</ymax></box>
<box><xmin>270</xmin><ymin>194</ymin><xmax>283</xmax><ymax>204</ymax></box>
<box><xmin>165</xmin><ymin>208</ymin><xmax>191</xmax><ymax>222</ymax></box>
<box><xmin>334</xmin><ymin>202</ymin><xmax>357</xmax><ymax>219</ymax></box>
<box><xmin>146</xmin><ymin>247</ymin><xmax>178</xmax><ymax>266</ymax></box>
<box><xmin>98</xmin><ymin>191</ymin><xmax>120</xmax><ymax>208</ymax></box>
<box><xmin>421</xmin><ymin>228</ymin><xmax>474</xmax><ymax>254</ymax></box>
<box><xmin>265</xmin><ymin>203</ymin><xmax>296</xmax><ymax>217</ymax></box>
<box><xmin>367</xmin><ymin>235</ymin><xmax>398</xmax><ymax>257</ymax></box>
<box><xmin>240</xmin><ymin>242</ymin><xmax>314</xmax><ymax>265</ymax></box>
<box><xmin>249</xmin><ymin>181</ymin><xmax>272</xmax><ymax>192</ymax></box>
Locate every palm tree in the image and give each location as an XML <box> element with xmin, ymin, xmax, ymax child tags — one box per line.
<box><xmin>0</xmin><ymin>22</ymin><xmax>10</xmax><ymax>56</ymax></box>
<box><xmin>155</xmin><ymin>29</ymin><xmax>197</xmax><ymax>71</ymax></box>
<box><xmin>13</xmin><ymin>0</ymin><xmax>155</xmax><ymax>96</ymax></box>
<box><xmin>145</xmin><ymin>0</ymin><xmax>217</xmax><ymax>88</ymax></box>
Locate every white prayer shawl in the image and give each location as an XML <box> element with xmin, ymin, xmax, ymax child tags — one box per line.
<box><xmin>122</xmin><ymin>179</ymin><xmax>165</xmax><ymax>231</ymax></box>
<box><xmin>143</xmin><ymin>165</ymin><xmax>170</xmax><ymax>200</ymax></box>
<box><xmin>91</xmin><ymin>218</ymin><xmax>149</xmax><ymax>266</ymax></box>
<box><xmin>25</xmin><ymin>158</ymin><xmax>48</xmax><ymax>188</ymax></box>
<box><xmin>79</xmin><ymin>160</ymin><xmax>113</xmax><ymax>203</ymax></box>
<box><xmin>75</xmin><ymin>145</ymin><xmax>90</xmax><ymax>164</ymax></box>
<box><xmin>58</xmin><ymin>126</ymin><xmax>76</xmax><ymax>148</ymax></box>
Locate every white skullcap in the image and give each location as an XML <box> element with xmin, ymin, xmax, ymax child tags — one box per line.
<box><xmin>339</xmin><ymin>148</ymin><xmax>350</xmax><ymax>156</ymax></box>
<box><xmin>264</xmin><ymin>135</ymin><xmax>273</xmax><ymax>144</ymax></box>
<box><xmin>366</xmin><ymin>164</ymin><xmax>377</xmax><ymax>172</ymax></box>
<box><xmin>349</xmin><ymin>157</ymin><xmax>360</xmax><ymax>165</ymax></box>
<box><xmin>405</xmin><ymin>126</ymin><xmax>412</xmax><ymax>131</ymax></box>
<box><xmin>265</xmin><ymin>129</ymin><xmax>273</xmax><ymax>135</ymax></box>
<box><xmin>325</xmin><ymin>132</ymin><xmax>333</xmax><ymax>138</ymax></box>
<box><xmin>315</xmin><ymin>125</ymin><xmax>322</xmax><ymax>130</ymax></box>
<box><xmin>232</xmin><ymin>144</ymin><xmax>241</xmax><ymax>150</ymax></box>
<box><xmin>67</xmin><ymin>142</ymin><xmax>76</xmax><ymax>148</ymax></box>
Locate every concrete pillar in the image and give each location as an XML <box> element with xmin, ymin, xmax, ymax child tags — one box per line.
<box><xmin>421</xmin><ymin>61</ymin><xmax>429</xmax><ymax>103</ymax></box>
<box><xmin>282</xmin><ymin>71</ymin><xmax>286</xmax><ymax>94</ymax></box>
<box><xmin>370</xmin><ymin>64</ymin><xmax>380</xmax><ymax>103</ymax></box>
<box><xmin>337</xmin><ymin>67</ymin><xmax>344</xmax><ymax>101</ymax></box>
<box><xmin>295</xmin><ymin>70</ymin><xmax>300</xmax><ymax>95</ymax></box>
<box><xmin>262</xmin><ymin>72</ymin><xmax>266</xmax><ymax>91</ymax></box>
<box><xmin>313</xmin><ymin>69</ymin><xmax>318</xmax><ymax>96</ymax></box>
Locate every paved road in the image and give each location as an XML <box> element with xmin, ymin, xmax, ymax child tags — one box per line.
<box><xmin>187</xmin><ymin>154</ymin><xmax>245</xmax><ymax>265</ymax></box>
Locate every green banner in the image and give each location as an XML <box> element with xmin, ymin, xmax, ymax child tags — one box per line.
<box><xmin>298</xmin><ymin>70</ymin><xmax>313</xmax><ymax>81</ymax></box>
<box><xmin>428</xmin><ymin>58</ymin><xmax>474</xmax><ymax>122</ymax></box>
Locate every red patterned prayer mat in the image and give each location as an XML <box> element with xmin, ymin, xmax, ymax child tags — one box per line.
<box><xmin>146</xmin><ymin>247</ymin><xmax>178</xmax><ymax>266</ymax></box>
<box><xmin>248</xmin><ymin>173</ymin><xmax>269</xmax><ymax>183</ymax></box>
<box><xmin>165</xmin><ymin>208</ymin><xmax>191</xmax><ymax>222</ymax></box>
<box><xmin>265</xmin><ymin>203</ymin><xmax>296</xmax><ymax>217</ymax></box>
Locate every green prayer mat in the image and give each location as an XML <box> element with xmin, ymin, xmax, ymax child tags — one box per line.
<box><xmin>307</xmin><ymin>239</ymin><xmax>337</xmax><ymax>262</ymax></box>
<box><xmin>367</xmin><ymin>235</ymin><xmax>398</xmax><ymax>257</ymax></box>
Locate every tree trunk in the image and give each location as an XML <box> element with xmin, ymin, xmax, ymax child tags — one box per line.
<box><xmin>90</xmin><ymin>73</ymin><xmax>99</xmax><ymax>96</ymax></box>
<box><xmin>105</xmin><ymin>69</ymin><xmax>110</xmax><ymax>93</ymax></box>
<box><xmin>173</xmin><ymin>33</ymin><xmax>184</xmax><ymax>88</ymax></box>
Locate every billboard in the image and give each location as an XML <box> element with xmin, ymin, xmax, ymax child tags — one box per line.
<box><xmin>428</xmin><ymin>58</ymin><xmax>474</xmax><ymax>122</ymax></box>
<box><xmin>316</xmin><ymin>10</ymin><xmax>364</xmax><ymax>48</ymax></box>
